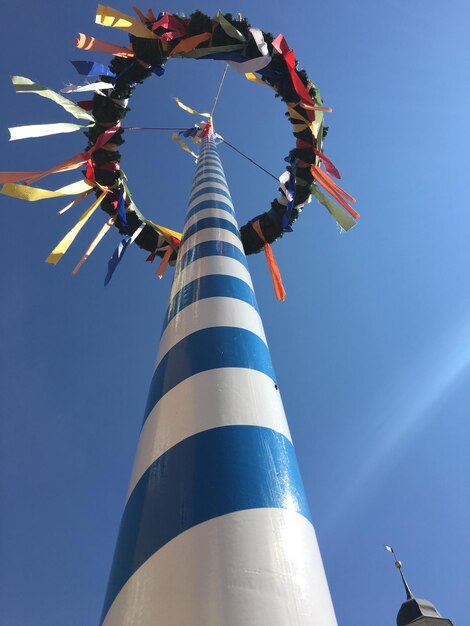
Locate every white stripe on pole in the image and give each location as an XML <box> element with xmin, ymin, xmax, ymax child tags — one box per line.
<box><xmin>155</xmin><ymin>297</ymin><xmax>267</xmax><ymax>369</ymax></box>
<box><xmin>169</xmin><ymin>256</ymin><xmax>254</xmax><ymax>301</ymax></box>
<box><xmin>184</xmin><ymin>208</ymin><xmax>239</xmax><ymax>231</ymax></box>
<box><xmin>127</xmin><ymin>368</ymin><xmax>291</xmax><ymax>498</ymax></box>
<box><xmin>102</xmin><ymin>509</ymin><xmax>337</xmax><ymax>626</ymax></box>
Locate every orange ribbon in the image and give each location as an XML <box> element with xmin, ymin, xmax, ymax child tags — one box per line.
<box><xmin>155</xmin><ymin>246</ymin><xmax>173</xmax><ymax>278</ymax></box>
<box><xmin>252</xmin><ymin>220</ymin><xmax>286</xmax><ymax>301</ymax></box>
<box><xmin>169</xmin><ymin>32</ymin><xmax>212</xmax><ymax>55</ymax></box>
<box><xmin>311</xmin><ymin>165</ymin><xmax>359</xmax><ymax>219</ymax></box>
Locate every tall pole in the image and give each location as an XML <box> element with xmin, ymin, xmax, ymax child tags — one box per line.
<box><xmin>101</xmin><ymin>133</ymin><xmax>338</xmax><ymax>626</ymax></box>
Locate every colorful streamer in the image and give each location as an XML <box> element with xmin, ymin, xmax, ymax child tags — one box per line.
<box><xmin>72</xmin><ymin>215</ymin><xmax>117</xmax><ymax>275</ymax></box>
<box><xmin>173</xmin><ymin>98</ymin><xmax>210</xmax><ymax>118</ymax></box>
<box><xmin>104</xmin><ymin>223</ymin><xmax>145</xmax><ymax>285</ymax></box>
<box><xmin>8</xmin><ymin>122</ymin><xmax>91</xmax><ymax>141</ymax></box>
<box><xmin>214</xmin><ymin>11</ymin><xmax>246</xmax><ymax>42</ymax></box>
<box><xmin>11</xmin><ymin>76</ymin><xmax>95</xmax><ymax>122</ymax></box>
<box><xmin>45</xmin><ymin>191</ymin><xmax>108</xmax><ymax>265</ymax></box>
<box><xmin>95</xmin><ymin>4</ymin><xmax>159</xmax><ymax>39</ymax></box>
<box><xmin>1</xmin><ymin>179</ymin><xmax>93</xmax><ymax>201</ymax></box>
<box><xmin>75</xmin><ymin>33</ymin><xmax>134</xmax><ymax>58</ymax></box>
<box><xmin>309</xmin><ymin>185</ymin><xmax>356</xmax><ymax>231</ymax></box>
<box><xmin>71</xmin><ymin>60</ymin><xmax>115</xmax><ymax>77</ymax></box>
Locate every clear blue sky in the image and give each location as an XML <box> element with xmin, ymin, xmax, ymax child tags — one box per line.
<box><xmin>1</xmin><ymin>1</ymin><xmax>469</xmax><ymax>624</ymax></box>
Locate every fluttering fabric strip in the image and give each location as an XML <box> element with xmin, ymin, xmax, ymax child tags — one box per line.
<box><xmin>101</xmin><ymin>425</ymin><xmax>310</xmax><ymax>621</ymax></box>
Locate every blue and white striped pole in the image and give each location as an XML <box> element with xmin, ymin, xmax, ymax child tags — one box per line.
<box><xmin>101</xmin><ymin>133</ymin><xmax>338</xmax><ymax>626</ymax></box>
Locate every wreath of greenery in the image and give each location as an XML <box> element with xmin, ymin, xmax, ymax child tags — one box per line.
<box><xmin>84</xmin><ymin>8</ymin><xmax>355</xmax><ymax>261</ymax></box>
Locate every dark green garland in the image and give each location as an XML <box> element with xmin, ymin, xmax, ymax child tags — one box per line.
<box><xmin>86</xmin><ymin>10</ymin><xmax>328</xmax><ymax>257</ymax></box>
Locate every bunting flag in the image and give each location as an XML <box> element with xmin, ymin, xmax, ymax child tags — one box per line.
<box><xmin>104</xmin><ymin>223</ymin><xmax>145</xmax><ymax>285</ymax></box>
<box><xmin>11</xmin><ymin>76</ymin><xmax>95</xmax><ymax>122</ymax></box>
<box><xmin>72</xmin><ymin>215</ymin><xmax>117</xmax><ymax>275</ymax></box>
<box><xmin>1</xmin><ymin>179</ymin><xmax>93</xmax><ymax>201</ymax></box>
<box><xmin>75</xmin><ymin>33</ymin><xmax>135</xmax><ymax>58</ymax></box>
<box><xmin>45</xmin><ymin>190</ymin><xmax>108</xmax><ymax>265</ymax></box>
<box><xmin>95</xmin><ymin>4</ymin><xmax>159</xmax><ymax>39</ymax></box>
<box><xmin>71</xmin><ymin>60</ymin><xmax>115</xmax><ymax>77</ymax></box>
<box><xmin>8</xmin><ymin>122</ymin><xmax>91</xmax><ymax>141</ymax></box>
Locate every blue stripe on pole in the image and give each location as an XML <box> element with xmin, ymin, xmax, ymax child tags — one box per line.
<box><xmin>186</xmin><ymin>199</ymin><xmax>236</xmax><ymax>221</ymax></box>
<box><xmin>181</xmin><ymin>217</ymin><xmax>241</xmax><ymax>246</ymax></box>
<box><xmin>180</xmin><ymin>240</ymin><xmax>248</xmax><ymax>271</ymax></box>
<box><xmin>189</xmin><ymin>185</ymin><xmax>232</xmax><ymax>204</ymax></box>
<box><xmin>191</xmin><ymin>175</ymin><xmax>228</xmax><ymax>188</ymax></box>
<box><xmin>192</xmin><ymin>174</ymin><xmax>225</xmax><ymax>189</ymax></box>
<box><xmin>196</xmin><ymin>159</ymin><xmax>222</xmax><ymax>172</ymax></box>
<box><xmin>143</xmin><ymin>327</ymin><xmax>275</xmax><ymax>423</ymax></box>
<box><xmin>101</xmin><ymin>425</ymin><xmax>311</xmax><ymax>622</ymax></box>
<box><xmin>196</xmin><ymin>161</ymin><xmax>223</xmax><ymax>172</ymax></box>
<box><xmin>193</xmin><ymin>168</ymin><xmax>225</xmax><ymax>181</ymax></box>
<box><xmin>163</xmin><ymin>274</ymin><xmax>258</xmax><ymax>331</ymax></box>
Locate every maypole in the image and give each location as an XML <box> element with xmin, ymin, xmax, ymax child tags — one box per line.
<box><xmin>101</xmin><ymin>130</ymin><xmax>338</xmax><ymax>625</ymax></box>
<box><xmin>1</xmin><ymin>6</ymin><xmax>360</xmax><ymax>624</ymax></box>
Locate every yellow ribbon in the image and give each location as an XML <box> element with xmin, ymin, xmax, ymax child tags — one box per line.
<box><xmin>11</xmin><ymin>76</ymin><xmax>95</xmax><ymax>122</ymax></box>
<box><xmin>45</xmin><ymin>191</ymin><xmax>108</xmax><ymax>265</ymax></box>
<box><xmin>148</xmin><ymin>221</ymin><xmax>182</xmax><ymax>244</ymax></box>
<box><xmin>72</xmin><ymin>215</ymin><xmax>117</xmax><ymax>275</ymax></box>
<box><xmin>173</xmin><ymin>97</ymin><xmax>210</xmax><ymax>118</ymax></box>
<box><xmin>58</xmin><ymin>190</ymin><xmax>94</xmax><ymax>215</ymax></box>
<box><xmin>1</xmin><ymin>179</ymin><xmax>93</xmax><ymax>201</ymax></box>
<box><xmin>171</xmin><ymin>133</ymin><xmax>198</xmax><ymax>159</ymax></box>
<box><xmin>95</xmin><ymin>4</ymin><xmax>158</xmax><ymax>39</ymax></box>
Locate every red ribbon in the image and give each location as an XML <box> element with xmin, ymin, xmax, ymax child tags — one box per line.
<box><xmin>272</xmin><ymin>34</ymin><xmax>315</xmax><ymax>122</ymax></box>
<box><xmin>152</xmin><ymin>13</ymin><xmax>188</xmax><ymax>40</ymax></box>
<box><xmin>296</xmin><ymin>138</ymin><xmax>341</xmax><ymax>179</ymax></box>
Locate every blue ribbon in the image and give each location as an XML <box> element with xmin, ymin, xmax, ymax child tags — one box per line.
<box><xmin>70</xmin><ymin>61</ymin><xmax>115</xmax><ymax>77</ymax></box>
<box><xmin>104</xmin><ymin>236</ymin><xmax>131</xmax><ymax>286</ymax></box>
<box><xmin>116</xmin><ymin>188</ymin><xmax>128</xmax><ymax>233</ymax></box>
<box><xmin>151</xmin><ymin>65</ymin><xmax>165</xmax><ymax>76</ymax></box>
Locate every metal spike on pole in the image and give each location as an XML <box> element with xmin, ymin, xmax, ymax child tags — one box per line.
<box><xmin>100</xmin><ymin>130</ymin><xmax>338</xmax><ymax>626</ymax></box>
